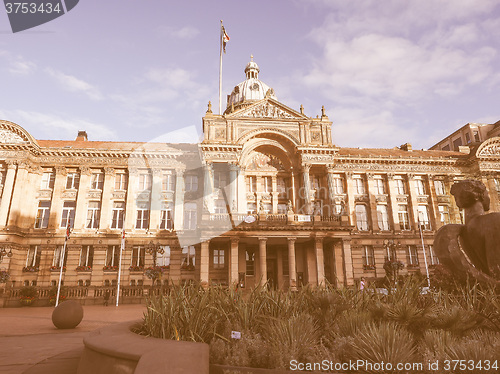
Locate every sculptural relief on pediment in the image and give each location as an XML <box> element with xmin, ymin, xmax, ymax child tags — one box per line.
<box><xmin>0</xmin><ymin>129</ymin><xmax>27</xmax><ymax>144</ymax></box>
<box><xmin>246</xmin><ymin>151</ymin><xmax>285</xmax><ymax>171</ymax></box>
<box><xmin>238</xmin><ymin>102</ymin><xmax>298</xmax><ymax>119</ymax></box>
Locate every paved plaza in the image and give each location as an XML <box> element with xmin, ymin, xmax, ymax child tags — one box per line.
<box><xmin>0</xmin><ymin>303</ymin><xmax>146</xmax><ymax>374</ymax></box>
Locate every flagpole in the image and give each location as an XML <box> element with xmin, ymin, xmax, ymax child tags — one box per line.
<box><xmin>116</xmin><ymin>229</ymin><xmax>125</xmax><ymax>307</ymax></box>
<box><xmin>55</xmin><ymin>220</ymin><xmax>70</xmax><ymax>307</ymax></box>
<box><xmin>219</xmin><ymin>20</ymin><xmax>223</xmax><ymax>115</ymax></box>
<box><xmin>418</xmin><ymin>222</ymin><xmax>431</xmax><ymax>288</ymax></box>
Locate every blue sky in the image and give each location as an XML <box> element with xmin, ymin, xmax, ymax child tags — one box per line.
<box><xmin>1</xmin><ymin>0</ymin><xmax>499</xmax><ymax>149</ymax></box>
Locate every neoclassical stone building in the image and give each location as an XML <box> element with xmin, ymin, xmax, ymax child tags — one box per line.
<box><xmin>1</xmin><ymin>58</ymin><xmax>499</xmax><ymax>299</ymax></box>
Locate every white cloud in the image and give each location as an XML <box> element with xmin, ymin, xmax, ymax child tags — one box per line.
<box><xmin>149</xmin><ymin>125</ymin><xmax>201</xmax><ymax>144</ymax></box>
<box><xmin>0</xmin><ymin>50</ymin><xmax>37</xmax><ymax>75</ymax></box>
<box><xmin>158</xmin><ymin>25</ymin><xmax>200</xmax><ymax>40</ymax></box>
<box><xmin>45</xmin><ymin>68</ymin><xmax>103</xmax><ymax>100</ymax></box>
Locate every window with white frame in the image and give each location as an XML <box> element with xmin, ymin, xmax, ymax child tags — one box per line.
<box><xmin>136</xmin><ymin>202</ymin><xmax>150</xmax><ymax>230</ymax></box>
<box><xmin>86</xmin><ymin>201</ymin><xmax>101</xmax><ymax>229</ymax></box>
<box><xmin>246</xmin><ymin>250</ymin><xmax>255</xmax><ymax>275</ymax></box>
<box><xmin>398</xmin><ymin>205</ymin><xmax>411</xmax><ymax>230</ymax></box>
<box><xmin>90</xmin><ymin>172</ymin><xmax>104</xmax><ymax>190</ymax></box>
<box><xmin>162</xmin><ymin>172</ymin><xmax>175</xmax><ymax>191</ymax></box>
<box><xmin>35</xmin><ymin>201</ymin><xmax>51</xmax><ymax>228</ymax></box>
<box><xmin>214</xmin><ymin>199</ymin><xmax>227</xmax><ymax>214</ymax></box>
<box><xmin>79</xmin><ymin>245</ymin><xmax>94</xmax><ymax>267</ymax></box>
<box><xmin>415</xmin><ymin>177</ymin><xmax>426</xmax><ymax>195</ymax></box>
<box><xmin>277</xmin><ymin>203</ymin><xmax>287</xmax><ymax>214</ymax></box>
<box><xmin>185</xmin><ymin>175</ymin><xmax>198</xmax><ymax>192</ymax></box>
<box><xmin>377</xmin><ymin>204</ymin><xmax>390</xmax><ymax>231</ymax></box>
<box><xmin>156</xmin><ymin>246</ymin><xmax>170</xmax><ymax>267</ymax></box>
<box><xmin>66</xmin><ymin>173</ymin><xmax>80</xmax><ymax>189</ymax></box>
<box><xmin>428</xmin><ymin>245</ymin><xmax>439</xmax><ymax>265</ymax></box>
<box><xmin>40</xmin><ymin>171</ymin><xmax>55</xmax><ymax>189</ymax></box>
<box><xmin>183</xmin><ymin>202</ymin><xmax>197</xmax><ymax>230</ymax></box>
<box><xmin>214</xmin><ymin>170</ymin><xmax>227</xmax><ymax>189</ymax></box>
<box><xmin>434</xmin><ymin>180</ymin><xmax>446</xmax><ymax>195</ymax></box>
<box><xmin>160</xmin><ymin>202</ymin><xmax>174</xmax><ymax>230</ymax></box>
<box><xmin>354</xmin><ymin>176</ymin><xmax>365</xmax><ymax>195</ymax></box>
<box><xmin>332</xmin><ymin>174</ymin><xmax>344</xmax><ymax>194</ymax></box>
<box><xmin>181</xmin><ymin>246</ymin><xmax>196</xmax><ymax>268</ymax></box>
<box><xmin>53</xmin><ymin>245</ymin><xmax>68</xmax><ymax>268</ymax></box>
<box><xmin>386</xmin><ymin>245</ymin><xmax>397</xmax><ymax>261</ymax></box>
<box><xmin>247</xmin><ymin>176</ymin><xmax>256</xmax><ymax>193</ymax></box>
<box><xmin>362</xmin><ymin>245</ymin><xmax>375</xmax><ymax>267</ymax></box>
<box><xmin>277</xmin><ymin>177</ymin><xmax>287</xmax><ymax>197</ymax></box>
<box><xmin>114</xmin><ymin>173</ymin><xmax>127</xmax><ymax>190</ymax></box>
<box><xmin>106</xmin><ymin>245</ymin><xmax>120</xmax><ymax>267</ymax></box>
<box><xmin>355</xmin><ymin>204</ymin><xmax>369</xmax><ymax>231</ymax></box>
<box><xmin>418</xmin><ymin>205</ymin><xmax>431</xmax><ymax>230</ymax></box>
<box><xmin>334</xmin><ymin>201</ymin><xmax>344</xmax><ymax>216</ymax></box>
<box><xmin>406</xmin><ymin>245</ymin><xmax>419</xmax><ymax>266</ymax></box>
<box><xmin>438</xmin><ymin>205</ymin><xmax>450</xmax><ymax>224</ymax></box>
<box><xmin>60</xmin><ymin>201</ymin><xmax>76</xmax><ymax>228</ymax></box>
<box><xmin>310</xmin><ymin>175</ymin><xmax>321</xmax><ymax>191</ymax></box>
<box><xmin>374</xmin><ymin>176</ymin><xmax>385</xmax><ymax>195</ymax></box>
<box><xmin>247</xmin><ymin>202</ymin><xmax>257</xmax><ymax>214</ymax></box>
<box><xmin>213</xmin><ymin>248</ymin><xmax>225</xmax><ymax>269</ymax></box>
<box><xmin>138</xmin><ymin>173</ymin><xmax>152</xmax><ymax>191</ymax></box>
<box><xmin>131</xmin><ymin>246</ymin><xmax>145</xmax><ymax>267</ymax></box>
<box><xmin>110</xmin><ymin>202</ymin><xmax>125</xmax><ymax>229</ymax></box>
<box><xmin>26</xmin><ymin>245</ymin><xmax>41</xmax><ymax>268</ymax></box>
<box><xmin>264</xmin><ymin>176</ymin><xmax>273</xmax><ymax>193</ymax></box>
<box><xmin>395</xmin><ymin>176</ymin><xmax>406</xmax><ymax>195</ymax></box>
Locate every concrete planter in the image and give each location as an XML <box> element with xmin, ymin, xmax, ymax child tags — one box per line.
<box><xmin>77</xmin><ymin>320</ymin><xmax>209</xmax><ymax>374</ymax></box>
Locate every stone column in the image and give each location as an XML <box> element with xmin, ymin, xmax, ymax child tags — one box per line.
<box><xmin>258</xmin><ymin>237</ymin><xmax>267</xmax><ymax>285</ymax></box>
<box><xmin>407</xmin><ymin>174</ymin><xmax>419</xmax><ymax>230</ymax></box>
<box><xmin>315</xmin><ymin>236</ymin><xmax>325</xmax><ymax>287</ymax></box>
<box><xmin>174</xmin><ymin>169</ymin><xmax>185</xmax><ymax>230</ymax></box>
<box><xmin>230</xmin><ymin>238</ymin><xmax>239</xmax><ymax>285</ymax></box>
<box><xmin>386</xmin><ymin>173</ymin><xmax>401</xmax><ymax>231</ymax></box>
<box><xmin>290</xmin><ymin>168</ymin><xmax>297</xmax><ymax>212</ymax></box>
<box><xmin>366</xmin><ymin>173</ymin><xmax>379</xmax><ymax>232</ymax></box>
<box><xmin>302</xmin><ymin>164</ymin><xmax>311</xmax><ymax>214</ymax></box>
<box><xmin>22</xmin><ymin>167</ymin><xmax>43</xmax><ymax>228</ymax></box>
<box><xmin>99</xmin><ymin>167</ymin><xmax>115</xmax><ymax>230</ymax></box>
<box><xmin>237</xmin><ymin>166</ymin><xmax>246</xmax><ymax>214</ymax></box>
<box><xmin>74</xmin><ymin>166</ymin><xmax>91</xmax><ymax>231</ymax></box>
<box><xmin>342</xmin><ymin>238</ymin><xmax>354</xmax><ymax>286</ymax></box>
<box><xmin>203</xmin><ymin>162</ymin><xmax>214</xmax><ymax>214</ymax></box>
<box><xmin>7</xmin><ymin>161</ymin><xmax>29</xmax><ymax>227</ymax></box>
<box><xmin>149</xmin><ymin>169</ymin><xmax>162</xmax><ymax>231</ymax></box>
<box><xmin>326</xmin><ymin>165</ymin><xmax>336</xmax><ymax>206</ymax></box>
<box><xmin>427</xmin><ymin>175</ymin><xmax>440</xmax><ymax>230</ymax></box>
<box><xmin>200</xmin><ymin>239</ymin><xmax>210</xmax><ymax>287</ymax></box>
<box><xmin>271</xmin><ymin>176</ymin><xmax>278</xmax><ymax>214</ymax></box>
<box><xmin>49</xmin><ymin>166</ymin><xmax>67</xmax><ymax>230</ymax></box>
<box><xmin>345</xmin><ymin>172</ymin><xmax>356</xmax><ymax>227</ymax></box>
<box><xmin>229</xmin><ymin>163</ymin><xmax>239</xmax><ymax>213</ymax></box>
<box><xmin>287</xmin><ymin>238</ymin><xmax>297</xmax><ymax>291</ymax></box>
<box><xmin>124</xmin><ymin>168</ymin><xmax>138</xmax><ymax>230</ymax></box>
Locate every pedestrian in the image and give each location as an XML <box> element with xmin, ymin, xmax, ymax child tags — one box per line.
<box><xmin>360</xmin><ymin>277</ymin><xmax>366</xmax><ymax>291</ymax></box>
<box><xmin>104</xmin><ymin>289</ymin><xmax>110</xmax><ymax>306</ymax></box>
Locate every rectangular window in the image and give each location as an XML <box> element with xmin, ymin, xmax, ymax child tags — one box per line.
<box><xmin>374</xmin><ymin>177</ymin><xmax>385</xmax><ymax>194</ymax></box>
<box><xmin>60</xmin><ymin>201</ymin><xmax>76</xmax><ymax>228</ymax></box>
<box><xmin>214</xmin><ymin>199</ymin><xmax>227</xmax><ymax>214</ymax></box>
<box><xmin>53</xmin><ymin>245</ymin><xmax>68</xmax><ymax>268</ymax></box>
<box><xmin>247</xmin><ymin>176</ymin><xmax>256</xmax><ymax>193</ymax></box>
<box><xmin>156</xmin><ymin>246</ymin><xmax>171</xmax><ymax>267</ymax></box>
<box><xmin>310</xmin><ymin>175</ymin><xmax>320</xmax><ymax>191</ymax></box>
<box><xmin>264</xmin><ymin>176</ymin><xmax>273</xmax><ymax>193</ymax></box>
<box><xmin>438</xmin><ymin>205</ymin><xmax>450</xmax><ymax>224</ymax></box>
<box><xmin>362</xmin><ymin>245</ymin><xmax>375</xmax><ymax>267</ymax></box>
<box><xmin>453</xmin><ymin>137</ymin><xmax>463</xmax><ymax>151</ymax></box>
<box><xmin>332</xmin><ymin>174</ymin><xmax>344</xmax><ymax>194</ymax></box>
<box><xmin>465</xmin><ymin>132</ymin><xmax>471</xmax><ymax>144</ymax></box>
<box><xmin>214</xmin><ymin>171</ymin><xmax>227</xmax><ymax>189</ymax></box>
<box><xmin>474</xmin><ymin>131</ymin><xmax>480</xmax><ymax>142</ymax></box>
<box><xmin>213</xmin><ymin>248</ymin><xmax>225</xmax><ymax>269</ymax></box>
<box><xmin>434</xmin><ymin>180</ymin><xmax>446</xmax><ymax>195</ymax></box>
<box><xmin>277</xmin><ymin>177</ymin><xmax>287</xmax><ymax>197</ymax></box>
<box><xmin>398</xmin><ymin>205</ymin><xmax>411</xmax><ymax>230</ymax></box>
<box><xmin>110</xmin><ymin>202</ymin><xmax>125</xmax><ymax>229</ymax></box>
<box><xmin>415</xmin><ymin>178</ymin><xmax>426</xmax><ymax>195</ymax></box>
<box><xmin>162</xmin><ymin>173</ymin><xmax>175</xmax><ymax>191</ymax></box>
<box><xmin>106</xmin><ymin>245</ymin><xmax>120</xmax><ymax>267</ymax></box>
<box><xmin>395</xmin><ymin>177</ymin><xmax>406</xmax><ymax>195</ymax></box>
<box><xmin>406</xmin><ymin>245</ymin><xmax>419</xmax><ymax>266</ymax></box>
<box><xmin>246</xmin><ymin>250</ymin><xmax>255</xmax><ymax>276</ymax></box>
<box><xmin>66</xmin><ymin>173</ymin><xmax>80</xmax><ymax>189</ymax></box>
<box><xmin>90</xmin><ymin>173</ymin><xmax>104</xmax><ymax>190</ymax></box>
<box><xmin>160</xmin><ymin>202</ymin><xmax>174</xmax><ymax>230</ymax></box>
<box><xmin>355</xmin><ymin>204</ymin><xmax>369</xmax><ymax>231</ymax></box>
<box><xmin>185</xmin><ymin>175</ymin><xmax>198</xmax><ymax>192</ymax></box>
<box><xmin>354</xmin><ymin>176</ymin><xmax>365</xmax><ymax>195</ymax></box>
<box><xmin>181</xmin><ymin>246</ymin><xmax>196</xmax><ymax>268</ymax></box>
<box><xmin>184</xmin><ymin>202</ymin><xmax>197</xmax><ymax>230</ymax></box>
<box><xmin>247</xmin><ymin>203</ymin><xmax>257</xmax><ymax>214</ymax></box>
<box><xmin>131</xmin><ymin>246</ymin><xmax>145</xmax><ymax>267</ymax></box>
<box><xmin>428</xmin><ymin>245</ymin><xmax>439</xmax><ymax>265</ymax></box>
<box><xmin>26</xmin><ymin>245</ymin><xmax>41</xmax><ymax>267</ymax></box>
<box><xmin>35</xmin><ymin>201</ymin><xmax>51</xmax><ymax>228</ymax></box>
<box><xmin>377</xmin><ymin>204</ymin><xmax>390</xmax><ymax>231</ymax></box>
<box><xmin>138</xmin><ymin>174</ymin><xmax>152</xmax><ymax>191</ymax></box>
<box><xmin>136</xmin><ymin>203</ymin><xmax>150</xmax><ymax>230</ymax></box>
<box><xmin>418</xmin><ymin>205</ymin><xmax>431</xmax><ymax>230</ymax></box>
<box><xmin>114</xmin><ymin>173</ymin><xmax>128</xmax><ymax>190</ymax></box>
<box><xmin>277</xmin><ymin>203</ymin><xmax>287</xmax><ymax>214</ymax></box>
<box><xmin>79</xmin><ymin>245</ymin><xmax>94</xmax><ymax>267</ymax></box>
<box><xmin>40</xmin><ymin>172</ymin><xmax>55</xmax><ymax>189</ymax></box>
<box><xmin>86</xmin><ymin>201</ymin><xmax>101</xmax><ymax>229</ymax></box>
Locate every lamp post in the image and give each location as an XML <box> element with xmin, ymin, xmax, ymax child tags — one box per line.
<box><xmin>0</xmin><ymin>245</ymin><xmax>12</xmax><ymax>263</ymax></box>
<box><xmin>383</xmin><ymin>239</ymin><xmax>403</xmax><ymax>288</ymax></box>
<box><xmin>146</xmin><ymin>241</ymin><xmax>165</xmax><ymax>296</ymax></box>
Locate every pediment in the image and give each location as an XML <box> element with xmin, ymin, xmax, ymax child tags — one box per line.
<box><xmin>476</xmin><ymin>137</ymin><xmax>500</xmax><ymax>157</ymax></box>
<box><xmin>0</xmin><ymin>120</ymin><xmax>37</xmax><ymax>146</ymax></box>
<box><xmin>0</xmin><ymin>129</ymin><xmax>27</xmax><ymax>144</ymax></box>
<box><xmin>226</xmin><ymin>98</ymin><xmax>307</xmax><ymax>120</ymax></box>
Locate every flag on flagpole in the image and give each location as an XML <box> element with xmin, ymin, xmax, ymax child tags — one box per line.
<box><xmin>65</xmin><ymin>219</ymin><xmax>71</xmax><ymax>241</ymax></box>
<box><xmin>221</xmin><ymin>24</ymin><xmax>230</xmax><ymax>53</ymax></box>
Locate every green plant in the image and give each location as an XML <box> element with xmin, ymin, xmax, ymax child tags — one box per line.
<box><xmin>19</xmin><ymin>286</ymin><xmax>38</xmax><ymax>300</ymax></box>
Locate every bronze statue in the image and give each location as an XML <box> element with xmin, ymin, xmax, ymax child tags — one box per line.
<box><xmin>434</xmin><ymin>179</ymin><xmax>500</xmax><ymax>284</ymax></box>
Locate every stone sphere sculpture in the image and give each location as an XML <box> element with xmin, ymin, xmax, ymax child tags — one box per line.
<box><xmin>52</xmin><ymin>300</ymin><xmax>84</xmax><ymax>329</ymax></box>
<box><xmin>434</xmin><ymin>179</ymin><xmax>500</xmax><ymax>284</ymax></box>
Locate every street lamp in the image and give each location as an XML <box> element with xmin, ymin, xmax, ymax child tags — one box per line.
<box><xmin>383</xmin><ymin>239</ymin><xmax>403</xmax><ymax>287</ymax></box>
<box><xmin>0</xmin><ymin>245</ymin><xmax>13</xmax><ymax>263</ymax></box>
<box><xmin>146</xmin><ymin>241</ymin><xmax>165</xmax><ymax>295</ymax></box>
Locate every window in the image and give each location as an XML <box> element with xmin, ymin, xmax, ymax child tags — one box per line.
<box><xmin>434</xmin><ymin>180</ymin><xmax>446</xmax><ymax>195</ymax></box>
<box><xmin>418</xmin><ymin>205</ymin><xmax>431</xmax><ymax>230</ymax></box>
<box><xmin>395</xmin><ymin>177</ymin><xmax>406</xmax><ymax>194</ymax></box>
<box><xmin>110</xmin><ymin>202</ymin><xmax>125</xmax><ymax>229</ymax></box>
<box><xmin>79</xmin><ymin>245</ymin><xmax>94</xmax><ymax>267</ymax></box>
<box><xmin>35</xmin><ymin>201</ymin><xmax>51</xmax><ymax>228</ymax></box>
<box><xmin>131</xmin><ymin>246</ymin><xmax>145</xmax><ymax>267</ymax></box>
<box><xmin>136</xmin><ymin>203</ymin><xmax>150</xmax><ymax>230</ymax></box>
<box><xmin>160</xmin><ymin>202</ymin><xmax>174</xmax><ymax>230</ymax></box>
<box><xmin>332</xmin><ymin>174</ymin><xmax>344</xmax><ymax>194</ymax></box>
<box><xmin>66</xmin><ymin>173</ymin><xmax>80</xmax><ymax>189</ymax></box>
<box><xmin>377</xmin><ymin>205</ymin><xmax>390</xmax><ymax>231</ymax></box>
<box><xmin>277</xmin><ymin>203</ymin><xmax>287</xmax><ymax>214</ymax></box>
<box><xmin>398</xmin><ymin>205</ymin><xmax>411</xmax><ymax>230</ymax></box>
<box><xmin>406</xmin><ymin>245</ymin><xmax>419</xmax><ymax>266</ymax></box>
<box><xmin>90</xmin><ymin>173</ymin><xmax>104</xmax><ymax>190</ymax></box>
<box><xmin>264</xmin><ymin>176</ymin><xmax>273</xmax><ymax>193</ymax></box>
<box><xmin>115</xmin><ymin>173</ymin><xmax>127</xmax><ymax>190</ymax></box>
<box><xmin>26</xmin><ymin>246</ymin><xmax>41</xmax><ymax>267</ymax></box>
<box><xmin>106</xmin><ymin>245</ymin><xmax>120</xmax><ymax>267</ymax></box>
<box><xmin>386</xmin><ymin>246</ymin><xmax>397</xmax><ymax>261</ymax></box>
<box><xmin>362</xmin><ymin>245</ymin><xmax>375</xmax><ymax>267</ymax></box>
<box><xmin>156</xmin><ymin>246</ymin><xmax>170</xmax><ymax>267</ymax></box>
<box><xmin>138</xmin><ymin>174</ymin><xmax>152</xmax><ymax>191</ymax></box>
<box><xmin>438</xmin><ymin>205</ymin><xmax>450</xmax><ymax>224</ymax></box>
<box><xmin>374</xmin><ymin>177</ymin><xmax>385</xmax><ymax>194</ymax></box>
<box><xmin>473</xmin><ymin>131</ymin><xmax>480</xmax><ymax>142</ymax></box>
<box><xmin>261</xmin><ymin>203</ymin><xmax>272</xmax><ymax>214</ymax></box>
<box><xmin>246</xmin><ymin>250</ymin><xmax>255</xmax><ymax>275</ymax></box>
<box><xmin>428</xmin><ymin>245</ymin><xmax>439</xmax><ymax>265</ymax></box>
<box><xmin>441</xmin><ymin>145</ymin><xmax>450</xmax><ymax>151</ymax></box>
<box><xmin>182</xmin><ymin>246</ymin><xmax>196</xmax><ymax>268</ymax></box>
<box><xmin>415</xmin><ymin>178</ymin><xmax>426</xmax><ymax>195</ymax></box>
<box><xmin>40</xmin><ymin>172</ymin><xmax>55</xmax><ymax>189</ymax></box>
<box><xmin>334</xmin><ymin>202</ymin><xmax>344</xmax><ymax>216</ymax></box>
<box><xmin>247</xmin><ymin>203</ymin><xmax>257</xmax><ymax>214</ymax></box>
<box><xmin>453</xmin><ymin>137</ymin><xmax>463</xmax><ymax>151</ymax></box>
<box><xmin>86</xmin><ymin>201</ymin><xmax>101</xmax><ymax>229</ymax></box>
<box><xmin>162</xmin><ymin>173</ymin><xmax>175</xmax><ymax>191</ymax></box>
<box><xmin>184</xmin><ymin>202</ymin><xmax>197</xmax><ymax>230</ymax></box>
<box><xmin>60</xmin><ymin>201</ymin><xmax>76</xmax><ymax>228</ymax></box>
<box><xmin>355</xmin><ymin>205</ymin><xmax>369</xmax><ymax>231</ymax></box>
<box><xmin>53</xmin><ymin>245</ymin><xmax>68</xmax><ymax>268</ymax></box>
<box><xmin>310</xmin><ymin>175</ymin><xmax>321</xmax><ymax>191</ymax></box>
<box><xmin>247</xmin><ymin>176</ymin><xmax>256</xmax><ymax>193</ymax></box>
<box><xmin>494</xmin><ymin>178</ymin><xmax>500</xmax><ymax>192</ymax></box>
<box><xmin>354</xmin><ymin>176</ymin><xmax>365</xmax><ymax>195</ymax></box>
<box><xmin>185</xmin><ymin>175</ymin><xmax>198</xmax><ymax>192</ymax></box>
<box><xmin>277</xmin><ymin>177</ymin><xmax>287</xmax><ymax>197</ymax></box>
<box><xmin>214</xmin><ymin>171</ymin><xmax>227</xmax><ymax>189</ymax></box>
<box><xmin>465</xmin><ymin>132</ymin><xmax>471</xmax><ymax>144</ymax></box>
<box><xmin>213</xmin><ymin>248</ymin><xmax>225</xmax><ymax>269</ymax></box>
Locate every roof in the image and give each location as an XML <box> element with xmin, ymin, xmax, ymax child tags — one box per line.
<box><xmin>37</xmin><ymin>139</ymin><xmax>198</xmax><ymax>153</ymax></box>
<box><xmin>337</xmin><ymin>147</ymin><xmax>467</xmax><ymax>159</ymax></box>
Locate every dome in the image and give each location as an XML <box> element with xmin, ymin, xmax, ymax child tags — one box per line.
<box><xmin>225</xmin><ymin>56</ymin><xmax>277</xmax><ymax>114</ymax></box>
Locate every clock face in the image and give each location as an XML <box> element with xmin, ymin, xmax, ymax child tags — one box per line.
<box><xmin>244</xmin><ymin>215</ymin><xmax>256</xmax><ymax>224</ymax></box>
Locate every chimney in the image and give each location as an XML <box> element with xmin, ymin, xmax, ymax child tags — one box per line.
<box><xmin>76</xmin><ymin>131</ymin><xmax>88</xmax><ymax>141</ymax></box>
<box><xmin>400</xmin><ymin>143</ymin><xmax>412</xmax><ymax>151</ymax></box>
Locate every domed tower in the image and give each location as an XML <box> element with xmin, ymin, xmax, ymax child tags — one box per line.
<box><xmin>225</xmin><ymin>56</ymin><xmax>277</xmax><ymax>114</ymax></box>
